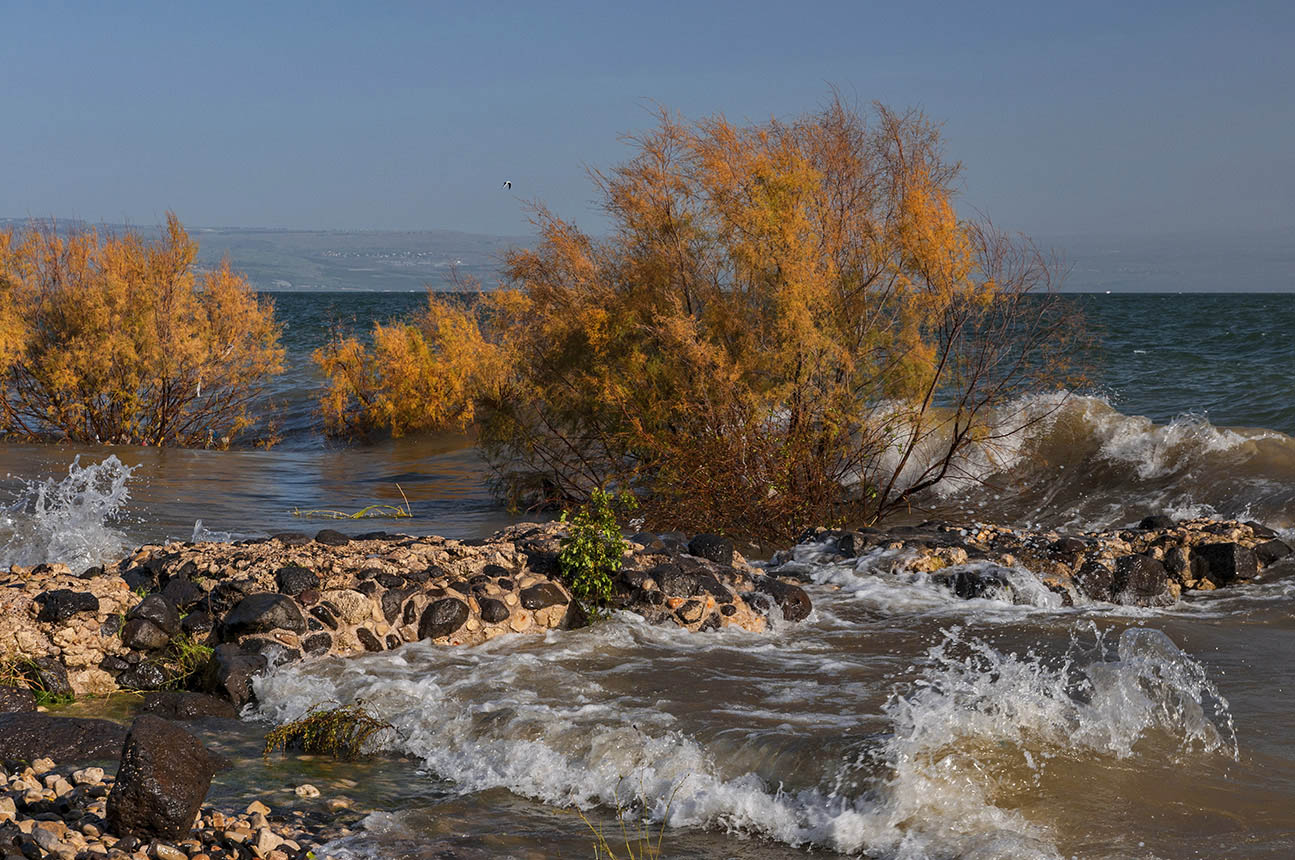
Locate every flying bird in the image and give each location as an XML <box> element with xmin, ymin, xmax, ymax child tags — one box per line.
<box><xmin>502</xmin><ymin>180</ymin><xmax>512</xmax><ymax>190</ymax></box>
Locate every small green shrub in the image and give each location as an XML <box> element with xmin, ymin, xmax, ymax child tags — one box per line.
<box><xmin>263</xmin><ymin>700</ymin><xmax>393</xmax><ymax>760</ymax></box>
<box><xmin>558</xmin><ymin>489</ymin><xmax>634</xmax><ymax>609</ymax></box>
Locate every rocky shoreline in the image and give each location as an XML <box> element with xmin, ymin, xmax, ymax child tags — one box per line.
<box><xmin>0</xmin><ymin>515</ymin><xmax>1289</xmax><ymax>858</ymax></box>
<box><xmin>775</xmin><ymin>515</ymin><xmax>1292</xmax><ymax>606</ymax></box>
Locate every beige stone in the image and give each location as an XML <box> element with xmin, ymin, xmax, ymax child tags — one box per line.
<box><xmin>321</xmin><ymin>589</ymin><xmax>370</xmax><ymax>623</ymax></box>
<box><xmin>509</xmin><ymin>612</ymin><xmax>532</xmax><ymax>633</ymax></box>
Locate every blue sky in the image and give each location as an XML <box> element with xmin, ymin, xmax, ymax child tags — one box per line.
<box><xmin>3</xmin><ymin>1</ymin><xmax>1293</xmax><ymax>238</ymax></box>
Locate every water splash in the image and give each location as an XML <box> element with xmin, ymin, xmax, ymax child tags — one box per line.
<box><xmin>0</xmin><ymin>455</ymin><xmax>135</xmax><ymax>571</ymax></box>
<box><xmin>255</xmin><ymin>621</ymin><xmax>1234</xmax><ymax>858</ymax></box>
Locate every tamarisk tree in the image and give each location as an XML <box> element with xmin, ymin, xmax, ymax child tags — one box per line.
<box><xmin>0</xmin><ymin>215</ymin><xmax>283</xmax><ymax>448</ymax></box>
<box><xmin>317</xmin><ymin>96</ymin><xmax>1083</xmax><ymax>541</ymax></box>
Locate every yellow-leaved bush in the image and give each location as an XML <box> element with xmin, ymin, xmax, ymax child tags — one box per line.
<box><xmin>316</xmin><ymin>98</ymin><xmax>1084</xmax><ymax>541</ymax></box>
<box><xmin>0</xmin><ymin>214</ymin><xmax>284</xmax><ymax>448</ymax></box>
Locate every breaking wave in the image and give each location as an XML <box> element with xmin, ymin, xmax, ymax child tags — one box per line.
<box><xmin>0</xmin><ymin>455</ymin><xmax>135</xmax><ymax>571</ymax></box>
<box><xmin>256</xmin><ymin>620</ymin><xmax>1235</xmax><ymax>859</ymax></box>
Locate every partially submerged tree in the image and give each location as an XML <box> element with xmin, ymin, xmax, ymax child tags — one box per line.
<box><xmin>317</xmin><ymin>97</ymin><xmax>1083</xmax><ymax>541</ymax></box>
<box><xmin>0</xmin><ymin>215</ymin><xmax>284</xmax><ymax>447</ymax></box>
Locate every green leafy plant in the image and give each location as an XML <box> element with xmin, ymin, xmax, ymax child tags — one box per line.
<box><xmin>558</xmin><ymin>489</ymin><xmax>634</xmax><ymax>609</ymax></box>
<box><xmin>263</xmin><ymin>700</ymin><xmax>394</xmax><ymax>761</ymax></box>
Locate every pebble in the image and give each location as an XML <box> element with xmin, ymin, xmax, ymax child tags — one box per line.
<box><xmin>294</xmin><ymin>783</ymin><xmax>320</xmax><ymax>798</ymax></box>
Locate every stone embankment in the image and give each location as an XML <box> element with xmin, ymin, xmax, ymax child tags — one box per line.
<box><xmin>778</xmin><ymin>516</ymin><xmax>1293</xmax><ymax>606</ymax></box>
<box><xmin>1</xmin><ymin>522</ymin><xmax>812</xmax><ymax>704</ymax></box>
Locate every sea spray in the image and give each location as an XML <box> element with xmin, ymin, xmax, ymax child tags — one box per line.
<box><xmin>0</xmin><ymin>455</ymin><xmax>135</xmax><ymax>571</ymax></box>
<box><xmin>255</xmin><ymin>618</ymin><xmax>1235</xmax><ymax>858</ymax></box>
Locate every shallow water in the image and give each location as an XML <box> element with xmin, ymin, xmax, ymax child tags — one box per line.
<box><xmin>4</xmin><ymin>291</ymin><xmax>1295</xmax><ymax>858</ymax></box>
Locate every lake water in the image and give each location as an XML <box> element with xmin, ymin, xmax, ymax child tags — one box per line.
<box><xmin>3</xmin><ymin>291</ymin><xmax>1294</xmax><ymax>859</ymax></box>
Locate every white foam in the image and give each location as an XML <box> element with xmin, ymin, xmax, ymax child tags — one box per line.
<box><xmin>0</xmin><ymin>455</ymin><xmax>135</xmax><ymax>571</ymax></box>
<box><xmin>255</xmin><ymin>620</ymin><xmax>1234</xmax><ymax>858</ymax></box>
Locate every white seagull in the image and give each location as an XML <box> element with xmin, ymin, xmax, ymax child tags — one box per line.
<box><xmin>502</xmin><ymin>180</ymin><xmax>512</xmax><ymax>190</ymax></box>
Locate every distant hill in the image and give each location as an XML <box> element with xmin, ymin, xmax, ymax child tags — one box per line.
<box><xmin>3</xmin><ymin>219</ymin><xmax>1291</xmax><ymax>292</ymax></box>
<box><xmin>0</xmin><ymin>220</ymin><xmax>530</xmax><ymax>291</ymax></box>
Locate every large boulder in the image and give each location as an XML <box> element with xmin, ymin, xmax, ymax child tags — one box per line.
<box><xmin>1193</xmin><ymin>542</ymin><xmax>1259</xmax><ymax>586</ymax></box>
<box><xmin>688</xmin><ymin>534</ymin><xmax>735</xmax><ymax>566</ymax></box>
<box><xmin>107</xmin><ymin>715</ymin><xmax>219</xmax><ymax>841</ymax></box>
<box><xmin>201</xmin><ymin>644</ymin><xmax>268</xmax><ymax>709</ymax></box>
<box><xmin>274</xmin><ymin>565</ymin><xmax>319</xmax><ymax>596</ymax></box>
<box><xmin>753</xmin><ymin>577</ymin><xmax>813</xmax><ymax>622</ymax></box>
<box><xmin>140</xmin><ymin>691</ymin><xmax>238</xmax><ymax>721</ymax></box>
<box><xmin>220</xmin><ymin>593</ymin><xmax>307</xmax><ymax>640</ymax></box>
<box><xmin>519</xmin><ymin>582</ymin><xmax>568</xmax><ymax>610</ymax></box>
<box><xmin>34</xmin><ymin>589</ymin><xmax>100</xmax><ymax>623</ymax></box>
<box><xmin>0</xmin><ymin>714</ymin><xmax>127</xmax><ymax>765</ymax></box>
<box><xmin>1114</xmin><ymin>554</ymin><xmax>1172</xmax><ymax>604</ymax></box>
<box><xmin>0</xmin><ymin>686</ymin><xmax>35</xmax><ymax>713</ymax></box>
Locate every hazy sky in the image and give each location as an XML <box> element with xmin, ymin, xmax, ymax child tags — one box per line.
<box><xmin>3</xmin><ymin>1</ymin><xmax>1292</xmax><ymax>239</ymax></box>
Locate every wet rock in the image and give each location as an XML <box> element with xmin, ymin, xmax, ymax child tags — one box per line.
<box><xmin>375</xmin><ymin>572</ymin><xmax>406</xmax><ymax>589</ymax></box>
<box><xmin>0</xmin><ymin>686</ymin><xmax>35</xmax><ymax>713</ymax></box>
<box><xmin>1193</xmin><ymin>542</ymin><xmax>1259</xmax><ymax>586</ymax></box>
<box><xmin>220</xmin><ymin>593</ymin><xmax>306</xmax><ymax>640</ymax></box>
<box><xmin>356</xmin><ymin>628</ymin><xmax>384</xmax><ymax>652</ymax></box>
<box><xmin>1245</xmin><ymin>521</ymin><xmax>1279</xmax><ymax>540</ymax></box>
<box><xmin>121</xmin><ymin>566</ymin><xmax>157</xmax><ymax>593</ymax></box>
<box><xmin>380</xmin><ymin>588</ymin><xmax>413</xmax><ymax>624</ymax></box>
<box><xmin>207</xmin><ymin>579</ymin><xmax>255</xmax><ymax>615</ymax></box>
<box><xmin>201</xmin><ymin>644</ymin><xmax>267</xmax><ymax>708</ymax></box>
<box><xmin>140</xmin><ymin>692</ymin><xmax>238</xmax><ymax>721</ymax></box>
<box><xmin>271</xmin><ymin>532</ymin><xmax>310</xmax><ymax>547</ymax></box>
<box><xmin>676</xmin><ymin>600</ymin><xmax>705</xmax><ymax>624</ymax></box>
<box><xmin>653</xmin><ymin>565</ymin><xmax>698</xmax><ymax>598</ymax></box>
<box><xmin>0</xmin><ymin>714</ymin><xmax>127</xmax><ymax>765</ymax></box>
<box><xmin>314</xmin><ymin>529</ymin><xmax>351</xmax><ymax>547</ymax></box>
<box><xmin>1255</xmin><ymin>539</ymin><xmax>1292</xmax><ymax>567</ymax></box>
<box><xmin>687</xmin><ymin>534</ymin><xmax>735</xmax><ymax>566</ymax></box>
<box><xmin>478</xmin><ymin>598</ymin><xmax>510</xmax><ymax>624</ymax></box>
<box><xmin>160</xmin><ymin>577</ymin><xmax>204</xmax><ymax>611</ymax></box>
<box><xmin>33</xmin><ymin>589</ymin><xmax>100</xmax><ymax>624</ymax></box>
<box><xmin>1114</xmin><ymin>554</ymin><xmax>1172</xmax><ymax>603</ymax></box>
<box><xmin>121</xmin><ymin>617</ymin><xmax>172</xmax><ymax>651</ymax></box>
<box><xmin>302</xmin><ymin>632</ymin><xmax>332</xmax><ymax>654</ymax></box>
<box><xmin>418</xmin><ymin>598</ymin><xmax>470</xmax><ymax>640</ymax></box>
<box><xmin>753</xmin><ymin>577</ymin><xmax>812</xmax><ymax>622</ymax></box>
<box><xmin>356</xmin><ymin>579</ymin><xmax>381</xmax><ymax>597</ymax></box>
<box><xmin>519</xmin><ymin>582</ymin><xmax>568</xmax><ymax>610</ymax></box>
<box><xmin>694</xmin><ymin>573</ymin><xmax>734</xmax><ymax>603</ymax></box>
<box><xmin>720</xmin><ymin>603</ymin><xmax>737</xmax><ymax>617</ymax></box>
<box><xmin>107</xmin><ymin>715</ymin><xmax>219</xmax><ymax>841</ymax></box>
<box><xmin>274</xmin><ymin>565</ymin><xmax>319</xmax><ymax>596</ymax></box>
<box><xmin>1074</xmin><ymin>560</ymin><xmax>1115</xmax><ymax>601</ymax></box>
<box><xmin>117</xmin><ymin>661</ymin><xmax>170</xmax><ymax>691</ymax></box>
<box><xmin>310</xmin><ymin>603</ymin><xmax>340</xmax><ymax>630</ymax></box>
<box><xmin>181</xmin><ymin>610</ymin><xmax>213</xmax><ymax>636</ymax></box>
<box><xmin>1047</xmin><ymin>537</ymin><xmax>1087</xmax><ymax>558</ymax></box>
<box><xmin>25</xmin><ymin>656</ymin><xmax>72</xmax><ymax>699</ymax></box>
<box><xmin>131</xmin><ymin>595</ymin><xmax>181</xmax><ymax>637</ymax></box>
<box><xmin>931</xmin><ymin>567</ymin><xmax>1010</xmax><ymax>600</ymax></box>
<box><xmin>1138</xmin><ymin>515</ymin><xmax>1177</xmax><ymax>530</ymax></box>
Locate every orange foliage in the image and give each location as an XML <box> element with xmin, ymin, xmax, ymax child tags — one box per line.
<box><xmin>316</xmin><ymin>97</ymin><xmax>1083</xmax><ymax>541</ymax></box>
<box><xmin>0</xmin><ymin>215</ymin><xmax>284</xmax><ymax>447</ymax></box>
